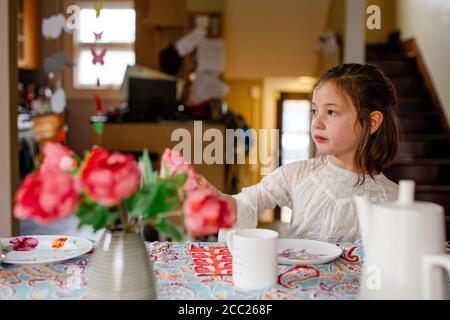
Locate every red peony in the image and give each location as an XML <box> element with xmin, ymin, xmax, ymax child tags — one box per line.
<box><xmin>14</xmin><ymin>169</ymin><xmax>79</xmax><ymax>225</ymax></box>
<box><xmin>79</xmin><ymin>147</ymin><xmax>141</xmax><ymax>207</ymax></box>
<box><xmin>160</xmin><ymin>148</ymin><xmax>199</xmax><ymax>192</ymax></box>
<box><xmin>183</xmin><ymin>188</ymin><xmax>236</xmax><ymax>237</ymax></box>
<box><xmin>40</xmin><ymin>142</ymin><xmax>77</xmax><ymax>174</ymax></box>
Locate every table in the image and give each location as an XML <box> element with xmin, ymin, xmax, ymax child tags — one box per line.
<box><xmin>0</xmin><ymin>240</ymin><xmax>365</xmax><ymax>300</ymax></box>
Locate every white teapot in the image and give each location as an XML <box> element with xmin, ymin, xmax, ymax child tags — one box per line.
<box><xmin>354</xmin><ymin>180</ymin><xmax>450</xmax><ymax>300</ymax></box>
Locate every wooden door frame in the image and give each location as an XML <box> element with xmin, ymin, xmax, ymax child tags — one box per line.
<box><xmin>0</xmin><ymin>0</ymin><xmax>20</xmax><ymax>237</ymax></box>
<box><xmin>274</xmin><ymin>92</ymin><xmax>311</xmax><ymax>221</ymax></box>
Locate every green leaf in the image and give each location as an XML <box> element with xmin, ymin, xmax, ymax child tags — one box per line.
<box><xmin>105</xmin><ymin>211</ymin><xmax>120</xmax><ymax>226</ymax></box>
<box><xmin>70</xmin><ymin>167</ymin><xmax>80</xmax><ymax>177</ymax></box>
<box><xmin>129</xmin><ymin>186</ymin><xmax>158</xmax><ymax>218</ymax></box>
<box><xmin>144</xmin><ymin>183</ymin><xmax>178</xmax><ymax>219</ymax></box>
<box><xmin>164</xmin><ymin>164</ymin><xmax>169</xmax><ymax>178</ymax></box>
<box><xmin>164</xmin><ymin>173</ymin><xmax>187</xmax><ymax>190</ymax></box>
<box><xmin>140</xmin><ymin>149</ymin><xmax>157</xmax><ymax>187</ymax></box>
<box><xmin>154</xmin><ymin>219</ymin><xmax>184</xmax><ymax>242</ymax></box>
<box><xmin>76</xmin><ymin>204</ymin><xmax>108</xmax><ymax>232</ymax></box>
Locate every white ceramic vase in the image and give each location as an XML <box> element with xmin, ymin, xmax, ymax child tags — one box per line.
<box><xmin>87</xmin><ymin>229</ymin><xmax>157</xmax><ymax>300</ymax></box>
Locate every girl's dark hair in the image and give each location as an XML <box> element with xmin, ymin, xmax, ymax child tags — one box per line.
<box><xmin>313</xmin><ymin>63</ymin><xmax>400</xmax><ymax>185</ymax></box>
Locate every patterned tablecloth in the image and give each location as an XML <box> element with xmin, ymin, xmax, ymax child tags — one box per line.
<box><xmin>0</xmin><ymin>240</ymin><xmax>365</xmax><ymax>300</ymax></box>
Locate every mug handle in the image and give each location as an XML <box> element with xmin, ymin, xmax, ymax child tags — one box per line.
<box><xmin>226</xmin><ymin>230</ymin><xmax>236</xmax><ymax>255</ymax></box>
<box><xmin>422</xmin><ymin>254</ymin><xmax>450</xmax><ymax>300</ymax></box>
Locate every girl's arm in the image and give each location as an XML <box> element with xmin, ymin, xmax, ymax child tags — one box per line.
<box><xmin>197</xmin><ymin>163</ymin><xmax>296</xmax><ymax>229</ymax></box>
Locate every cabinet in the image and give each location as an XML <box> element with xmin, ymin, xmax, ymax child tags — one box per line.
<box><xmin>17</xmin><ymin>0</ymin><xmax>39</xmax><ymax>70</ymax></box>
<box><xmin>96</xmin><ymin>122</ymin><xmax>228</xmax><ymax>192</ymax></box>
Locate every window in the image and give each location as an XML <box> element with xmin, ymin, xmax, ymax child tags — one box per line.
<box><xmin>73</xmin><ymin>2</ymin><xmax>136</xmax><ymax>89</ymax></box>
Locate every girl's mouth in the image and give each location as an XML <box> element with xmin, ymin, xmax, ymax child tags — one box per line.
<box><xmin>314</xmin><ymin>135</ymin><xmax>328</xmax><ymax>143</ymax></box>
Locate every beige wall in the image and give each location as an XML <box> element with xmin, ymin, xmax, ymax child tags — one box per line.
<box><xmin>366</xmin><ymin>0</ymin><xmax>397</xmax><ymax>44</ymax></box>
<box><xmin>224</xmin><ymin>0</ymin><xmax>331</xmax><ymax>78</ymax></box>
<box><xmin>397</xmin><ymin>0</ymin><xmax>450</xmax><ymax>125</ymax></box>
<box><xmin>0</xmin><ymin>0</ymin><xmax>19</xmax><ymax>237</ymax></box>
<box><xmin>325</xmin><ymin>0</ymin><xmax>397</xmax><ymax>43</ymax></box>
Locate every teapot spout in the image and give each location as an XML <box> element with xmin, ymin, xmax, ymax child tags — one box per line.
<box><xmin>353</xmin><ymin>195</ymin><xmax>372</xmax><ymax>245</ymax></box>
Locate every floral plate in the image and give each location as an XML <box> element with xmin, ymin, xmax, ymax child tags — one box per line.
<box><xmin>278</xmin><ymin>239</ymin><xmax>343</xmax><ymax>265</ymax></box>
<box><xmin>1</xmin><ymin>235</ymin><xmax>93</xmax><ymax>265</ymax></box>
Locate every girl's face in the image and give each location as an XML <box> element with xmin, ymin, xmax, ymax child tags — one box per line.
<box><xmin>311</xmin><ymin>81</ymin><xmax>362</xmax><ymax>162</ymax></box>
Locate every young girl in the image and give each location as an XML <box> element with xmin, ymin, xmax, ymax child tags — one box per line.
<box><xmin>200</xmin><ymin>63</ymin><xmax>400</xmax><ymax>242</ymax></box>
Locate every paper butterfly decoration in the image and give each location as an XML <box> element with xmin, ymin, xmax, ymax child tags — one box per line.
<box><xmin>94</xmin><ymin>31</ymin><xmax>104</xmax><ymax>41</ymax></box>
<box><xmin>94</xmin><ymin>1</ymin><xmax>104</xmax><ymax>18</ymax></box>
<box><xmin>90</xmin><ymin>47</ymin><xmax>107</xmax><ymax>65</ymax></box>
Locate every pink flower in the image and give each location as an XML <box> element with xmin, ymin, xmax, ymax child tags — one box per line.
<box><xmin>10</xmin><ymin>237</ymin><xmax>39</xmax><ymax>252</ymax></box>
<box><xmin>160</xmin><ymin>148</ymin><xmax>199</xmax><ymax>192</ymax></box>
<box><xmin>183</xmin><ymin>188</ymin><xmax>236</xmax><ymax>237</ymax></box>
<box><xmin>40</xmin><ymin>143</ymin><xmax>77</xmax><ymax>174</ymax></box>
<box><xmin>80</xmin><ymin>147</ymin><xmax>141</xmax><ymax>207</ymax></box>
<box><xmin>14</xmin><ymin>169</ymin><xmax>79</xmax><ymax>225</ymax></box>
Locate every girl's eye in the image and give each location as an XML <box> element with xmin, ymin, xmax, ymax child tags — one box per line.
<box><xmin>311</xmin><ymin>109</ymin><xmax>317</xmax><ymax>117</ymax></box>
<box><xmin>328</xmin><ymin>110</ymin><xmax>337</xmax><ymax>116</ymax></box>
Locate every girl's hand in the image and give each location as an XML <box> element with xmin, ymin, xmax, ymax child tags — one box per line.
<box><xmin>196</xmin><ymin>174</ymin><xmax>223</xmax><ymax>197</ymax></box>
<box><xmin>195</xmin><ymin>174</ymin><xmax>237</xmax><ymax>214</ymax></box>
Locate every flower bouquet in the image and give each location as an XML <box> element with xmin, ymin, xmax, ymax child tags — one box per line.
<box><xmin>14</xmin><ymin>143</ymin><xmax>236</xmax><ymax>241</ymax></box>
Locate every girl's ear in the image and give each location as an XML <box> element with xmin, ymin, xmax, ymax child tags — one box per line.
<box><xmin>369</xmin><ymin>111</ymin><xmax>384</xmax><ymax>135</ymax></box>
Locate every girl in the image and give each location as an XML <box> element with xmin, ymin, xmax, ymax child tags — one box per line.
<box><xmin>200</xmin><ymin>63</ymin><xmax>400</xmax><ymax>242</ymax></box>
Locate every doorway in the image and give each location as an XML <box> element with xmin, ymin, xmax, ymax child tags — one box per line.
<box><xmin>276</xmin><ymin>92</ymin><xmax>313</xmax><ymax>223</ymax></box>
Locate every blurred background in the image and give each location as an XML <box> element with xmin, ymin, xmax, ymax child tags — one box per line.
<box><xmin>1</xmin><ymin>0</ymin><xmax>449</xmax><ymax>240</ymax></box>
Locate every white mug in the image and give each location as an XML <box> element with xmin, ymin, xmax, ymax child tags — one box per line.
<box><xmin>227</xmin><ymin>228</ymin><xmax>278</xmax><ymax>291</ymax></box>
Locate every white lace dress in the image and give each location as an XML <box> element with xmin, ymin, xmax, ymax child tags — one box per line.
<box><xmin>231</xmin><ymin>156</ymin><xmax>399</xmax><ymax>242</ymax></box>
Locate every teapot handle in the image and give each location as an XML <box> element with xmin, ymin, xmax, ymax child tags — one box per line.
<box><xmin>422</xmin><ymin>254</ymin><xmax>450</xmax><ymax>300</ymax></box>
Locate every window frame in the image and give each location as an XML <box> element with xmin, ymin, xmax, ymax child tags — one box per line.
<box><xmin>62</xmin><ymin>0</ymin><xmax>136</xmax><ymax>101</ymax></box>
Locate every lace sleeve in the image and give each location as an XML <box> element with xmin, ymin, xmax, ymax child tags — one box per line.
<box><xmin>231</xmin><ymin>160</ymin><xmax>314</xmax><ymax>229</ymax></box>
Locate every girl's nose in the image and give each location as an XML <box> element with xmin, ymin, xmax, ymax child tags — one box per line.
<box><xmin>312</xmin><ymin>115</ymin><xmax>325</xmax><ymax>130</ymax></box>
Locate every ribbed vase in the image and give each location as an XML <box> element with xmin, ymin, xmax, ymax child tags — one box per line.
<box><xmin>87</xmin><ymin>229</ymin><xmax>157</xmax><ymax>300</ymax></box>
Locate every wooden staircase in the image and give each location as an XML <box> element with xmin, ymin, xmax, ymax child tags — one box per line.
<box><xmin>367</xmin><ymin>42</ymin><xmax>450</xmax><ymax>240</ymax></box>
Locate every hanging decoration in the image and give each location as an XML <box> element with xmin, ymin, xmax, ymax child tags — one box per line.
<box><xmin>90</xmin><ymin>2</ymin><xmax>108</xmax><ymax>147</ymax></box>
<box><xmin>57</xmin><ymin>125</ymin><xmax>69</xmax><ymax>143</ymax></box>
<box><xmin>90</xmin><ymin>47</ymin><xmax>108</xmax><ymax>65</ymax></box>
<box><xmin>42</xmin><ymin>14</ymin><xmax>67</xmax><ymax>40</ymax></box>
<box><xmin>94</xmin><ymin>31</ymin><xmax>104</xmax><ymax>41</ymax></box>
<box><xmin>94</xmin><ymin>1</ymin><xmax>104</xmax><ymax>18</ymax></box>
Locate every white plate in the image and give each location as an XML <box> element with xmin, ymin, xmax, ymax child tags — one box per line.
<box><xmin>278</xmin><ymin>239</ymin><xmax>343</xmax><ymax>265</ymax></box>
<box><xmin>1</xmin><ymin>235</ymin><xmax>93</xmax><ymax>265</ymax></box>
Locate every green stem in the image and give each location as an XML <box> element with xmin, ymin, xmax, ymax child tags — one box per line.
<box><xmin>119</xmin><ymin>204</ymin><xmax>129</xmax><ymax>232</ymax></box>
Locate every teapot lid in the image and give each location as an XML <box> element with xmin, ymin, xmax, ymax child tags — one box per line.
<box><xmin>377</xmin><ymin>180</ymin><xmax>443</xmax><ymax>212</ymax></box>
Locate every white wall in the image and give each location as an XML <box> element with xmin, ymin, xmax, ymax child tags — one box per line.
<box><xmin>344</xmin><ymin>0</ymin><xmax>366</xmax><ymax>63</ymax></box>
<box><xmin>397</xmin><ymin>0</ymin><xmax>450</xmax><ymax>125</ymax></box>
<box><xmin>0</xmin><ymin>0</ymin><xmax>17</xmax><ymax>237</ymax></box>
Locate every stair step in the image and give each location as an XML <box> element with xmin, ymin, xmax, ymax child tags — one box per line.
<box><xmin>415</xmin><ymin>185</ymin><xmax>450</xmax><ymax>210</ymax></box>
<box><xmin>401</xmin><ymin>134</ymin><xmax>449</xmax><ymax>141</ymax></box>
<box><xmin>368</xmin><ymin>58</ymin><xmax>417</xmax><ymax>76</ymax></box>
<box><xmin>390</xmin><ymin>76</ymin><xmax>427</xmax><ymax>95</ymax></box>
<box><xmin>398</xmin><ymin>97</ymin><xmax>433</xmax><ymax>111</ymax></box>
<box><xmin>384</xmin><ymin>163</ymin><xmax>450</xmax><ymax>185</ymax></box>
<box><xmin>398</xmin><ymin>140</ymin><xmax>450</xmax><ymax>159</ymax></box>
<box><xmin>399</xmin><ymin>117</ymin><xmax>444</xmax><ymax>134</ymax></box>
<box><xmin>395</xmin><ymin>159</ymin><xmax>450</xmax><ymax>165</ymax></box>
<box><xmin>367</xmin><ymin>52</ymin><xmax>406</xmax><ymax>60</ymax></box>
<box><xmin>398</xmin><ymin>111</ymin><xmax>438</xmax><ymax>118</ymax></box>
